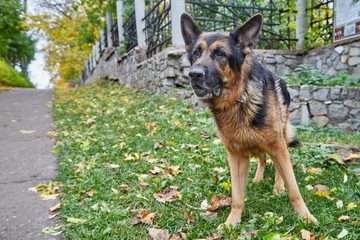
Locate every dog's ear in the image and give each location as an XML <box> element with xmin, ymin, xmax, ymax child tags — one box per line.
<box><xmin>181</xmin><ymin>13</ymin><xmax>202</xmax><ymax>51</ymax></box>
<box><xmin>230</xmin><ymin>14</ymin><xmax>263</xmax><ymax>55</ymax></box>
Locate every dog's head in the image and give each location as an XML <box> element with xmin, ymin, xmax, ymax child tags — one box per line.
<box><xmin>180</xmin><ymin>13</ymin><xmax>263</xmax><ymax>99</ymax></box>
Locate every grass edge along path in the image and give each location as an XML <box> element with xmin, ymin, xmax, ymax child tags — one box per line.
<box><xmin>52</xmin><ymin>82</ymin><xmax>360</xmax><ymax>239</ymax></box>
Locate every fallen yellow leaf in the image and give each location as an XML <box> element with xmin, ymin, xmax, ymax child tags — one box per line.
<box><xmin>67</xmin><ymin>217</ymin><xmax>87</xmax><ymax>224</ymax></box>
<box><xmin>20</xmin><ymin>130</ymin><xmax>35</xmax><ymax>134</ymax></box>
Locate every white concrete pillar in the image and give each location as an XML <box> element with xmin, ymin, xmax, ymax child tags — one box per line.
<box><xmin>134</xmin><ymin>0</ymin><xmax>146</xmax><ymax>47</ymax></box>
<box><xmin>116</xmin><ymin>0</ymin><xmax>125</xmax><ymax>43</ymax></box>
<box><xmin>170</xmin><ymin>0</ymin><xmax>185</xmax><ymax>46</ymax></box>
<box><xmin>296</xmin><ymin>0</ymin><xmax>308</xmax><ymax>50</ymax></box>
<box><xmin>92</xmin><ymin>45</ymin><xmax>97</xmax><ymax>66</ymax></box>
<box><xmin>106</xmin><ymin>11</ymin><xmax>114</xmax><ymax>47</ymax></box>
<box><xmin>100</xmin><ymin>28</ymin><xmax>106</xmax><ymax>51</ymax></box>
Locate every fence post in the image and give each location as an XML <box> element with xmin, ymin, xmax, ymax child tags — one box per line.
<box><xmin>106</xmin><ymin>11</ymin><xmax>114</xmax><ymax>47</ymax></box>
<box><xmin>296</xmin><ymin>0</ymin><xmax>308</xmax><ymax>51</ymax></box>
<box><xmin>134</xmin><ymin>0</ymin><xmax>146</xmax><ymax>47</ymax></box>
<box><xmin>170</xmin><ymin>0</ymin><xmax>185</xmax><ymax>47</ymax></box>
<box><xmin>92</xmin><ymin>45</ymin><xmax>97</xmax><ymax>67</ymax></box>
<box><xmin>100</xmin><ymin>28</ymin><xmax>106</xmax><ymax>52</ymax></box>
<box><xmin>116</xmin><ymin>0</ymin><xmax>125</xmax><ymax>44</ymax></box>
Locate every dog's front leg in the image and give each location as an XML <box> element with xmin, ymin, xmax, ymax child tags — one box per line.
<box><xmin>222</xmin><ymin>153</ymin><xmax>249</xmax><ymax>228</ymax></box>
<box><xmin>270</xmin><ymin>142</ymin><xmax>318</xmax><ymax>223</ymax></box>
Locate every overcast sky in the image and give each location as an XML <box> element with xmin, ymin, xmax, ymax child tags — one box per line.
<box><xmin>27</xmin><ymin>0</ymin><xmax>52</xmax><ymax>89</ymax></box>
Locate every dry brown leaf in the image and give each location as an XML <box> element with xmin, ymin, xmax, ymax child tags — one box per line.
<box><xmin>148</xmin><ymin>228</ymin><xmax>170</xmax><ymax>240</ymax></box>
<box><xmin>87</xmin><ymin>190</ymin><xmax>96</xmax><ymax>197</ymax></box>
<box><xmin>313</xmin><ymin>185</ymin><xmax>330</xmax><ymax>192</ymax></box>
<box><xmin>300</xmin><ymin>229</ymin><xmax>315</xmax><ymax>240</ymax></box>
<box><xmin>153</xmin><ymin>186</ymin><xmax>182</xmax><ymax>203</ymax></box>
<box><xmin>187</xmin><ymin>213</ymin><xmax>195</xmax><ymax>224</ymax></box>
<box><xmin>145</xmin><ymin>121</ymin><xmax>157</xmax><ymax>131</ymax></box>
<box><xmin>132</xmin><ymin>210</ymin><xmax>159</xmax><ymax>225</ymax></box>
<box><xmin>161</xmin><ymin>166</ymin><xmax>182</xmax><ymax>179</ymax></box>
<box><xmin>154</xmin><ymin>141</ymin><xmax>164</xmax><ymax>149</ymax></box>
<box><xmin>207</xmin><ymin>194</ymin><xmax>232</xmax><ymax>211</ymax></box>
<box><xmin>201</xmin><ymin>131</ymin><xmax>211</xmax><ymax>139</ymax></box>
<box><xmin>120</xmin><ymin>184</ymin><xmax>130</xmax><ymax>191</ymax></box>
<box><xmin>338</xmin><ymin>215</ymin><xmax>350</xmax><ymax>222</ymax></box>
<box><xmin>138</xmin><ymin>180</ymin><xmax>149</xmax><ymax>190</ymax></box>
<box><xmin>49</xmin><ymin>203</ymin><xmax>61</xmax><ymax>212</ymax></box>
<box><xmin>150</xmin><ymin>166</ymin><xmax>163</xmax><ymax>175</ymax></box>
<box><xmin>186</xmin><ymin>177</ymin><xmax>194</xmax><ymax>182</ymax></box>
<box><xmin>200</xmin><ymin>211</ymin><xmax>218</xmax><ymax>221</ymax></box>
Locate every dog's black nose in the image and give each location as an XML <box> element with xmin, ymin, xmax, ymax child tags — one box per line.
<box><xmin>189</xmin><ymin>67</ymin><xmax>205</xmax><ymax>81</ymax></box>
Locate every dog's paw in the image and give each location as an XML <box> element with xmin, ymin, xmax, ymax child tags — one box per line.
<box><xmin>216</xmin><ymin>222</ymin><xmax>235</xmax><ymax>232</ymax></box>
<box><xmin>273</xmin><ymin>185</ymin><xmax>286</xmax><ymax>195</ymax></box>
<box><xmin>252</xmin><ymin>176</ymin><xmax>263</xmax><ymax>183</ymax></box>
<box><xmin>304</xmin><ymin>214</ymin><xmax>318</xmax><ymax>224</ymax></box>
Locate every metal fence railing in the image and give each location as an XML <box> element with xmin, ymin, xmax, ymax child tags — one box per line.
<box><xmin>144</xmin><ymin>0</ymin><xmax>172</xmax><ymax>58</ymax></box>
<box><xmin>123</xmin><ymin>8</ymin><xmax>138</xmax><ymax>51</ymax></box>
<box><xmin>185</xmin><ymin>0</ymin><xmax>298</xmax><ymax>50</ymax></box>
<box><xmin>111</xmin><ymin>19</ymin><xmax>120</xmax><ymax>47</ymax></box>
<box><xmin>307</xmin><ymin>0</ymin><xmax>333</xmax><ymax>43</ymax></box>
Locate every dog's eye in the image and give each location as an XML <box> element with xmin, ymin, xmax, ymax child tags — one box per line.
<box><xmin>216</xmin><ymin>50</ymin><xmax>225</xmax><ymax>57</ymax></box>
<box><xmin>193</xmin><ymin>50</ymin><xmax>200</xmax><ymax>58</ymax></box>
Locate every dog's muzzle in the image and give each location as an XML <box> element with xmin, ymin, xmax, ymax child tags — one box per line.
<box><xmin>189</xmin><ymin>67</ymin><xmax>222</xmax><ymax>98</ymax></box>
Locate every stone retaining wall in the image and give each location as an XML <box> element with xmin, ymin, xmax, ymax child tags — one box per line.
<box><xmin>303</xmin><ymin>37</ymin><xmax>360</xmax><ymax>77</ymax></box>
<box><xmin>84</xmin><ymin>45</ymin><xmax>360</xmax><ymax>132</ymax></box>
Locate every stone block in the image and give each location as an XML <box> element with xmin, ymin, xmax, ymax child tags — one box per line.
<box><xmin>274</xmin><ymin>55</ymin><xmax>286</xmax><ymax>64</ymax></box>
<box><xmin>299</xmin><ymin>85</ymin><xmax>311</xmax><ymax>101</ymax></box>
<box><xmin>335</xmin><ymin>62</ymin><xmax>348</xmax><ymax>71</ymax></box>
<box><xmin>325</xmin><ymin>67</ymin><xmax>337</xmax><ymax>78</ymax></box>
<box><xmin>331</xmin><ymin>51</ymin><xmax>339</xmax><ymax>61</ymax></box>
<box><xmin>276</xmin><ymin>65</ymin><xmax>291</xmax><ymax>76</ymax></box>
<box><xmin>348</xmin><ymin>56</ymin><xmax>360</xmax><ymax>66</ymax></box>
<box><xmin>183</xmin><ymin>67</ymin><xmax>190</xmax><ymax>77</ymax></box>
<box><xmin>178</xmin><ymin>54</ymin><xmax>191</xmax><ymax>68</ymax></box>
<box><xmin>349</xmin><ymin>47</ymin><xmax>360</xmax><ymax>56</ymax></box>
<box><xmin>313</xmin><ymin>88</ymin><xmax>329</xmax><ymax>101</ymax></box>
<box><xmin>264</xmin><ymin>57</ymin><xmax>276</xmax><ymax>64</ymax></box>
<box><xmin>309</xmin><ymin>101</ymin><xmax>327</xmax><ymax>116</ymax></box>
<box><xmin>334</xmin><ymin>46</ymin><xmax>344</xmax><ymax>54</ymax></box>
<box><xmin>289</xmin><ymin>102</ymin><xmax>300</xmax><ymax>112</ymax></box>
<box><xmin>165</xmin><ymin>67</ymin><xmax>176</xmax><ymax>78</ymax></box>
<box><xmin>313</xmin><ymin>116</ymin><xmax>329</xmax><ymax>127</ymax></box>
<box><xmin>340</xmin><ymin>55</ymin><xmax>348</xmax><ymax>63</ymax></box>
<box><xmin>289</xmin><ymin>105</ymin><xmax>310</xmax><ymax>125</ymax></box>
<box><xmin>328</xmin><ymin>104</ymin><xmax>349</xmax><ymax>120</ymax></box>
<box><xmin>331</xmin><ymin>87</ymin><xmax>342</xmax><ymax>100</ymax></box>
<box><xmin>301</xmin><ymin>104</ymin><xmax>310</xmax><ymax>125</ymax></box>
<box><xmin>288</xmin><ymin>87</ymin><xmax>299</xmax><ymax>100</ymax></box>
<box><xmin>344</xmin><ymin>100</ymin><xmax>359</xmax><ymax>108</ymax></box>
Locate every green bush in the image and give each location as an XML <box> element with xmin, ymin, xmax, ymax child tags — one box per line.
<box><xmin>283</xmin><ymin>64</ymin><xmax>360</xmax><ymax>87</ymax></box>
<box><xmin>0</xmin><ymin>59</ymin><xmax>34</xmax><ymax>88</ymax></box>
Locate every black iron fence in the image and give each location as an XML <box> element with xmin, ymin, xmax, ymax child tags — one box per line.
<box><xmin>185</xmin><ymin>0</ymin><xmax>297</xmax><ymax>50</ymax></box>
<box><xmin>144</xmin><ymin>0</ymin><xmax>172</xmax><ymax>58</ymax></box>
<box><xmin>111</xmin><ymin>19</ymin><xmax>120</xmax><ymax>47</ymax></box>
<box><xmin>123</xmin><ymin>8</ymin><xmax>138</xmax><ymax>51</ymax></box>
<box><xmin>306</xmin><ymin>0</ymin><xmax>333</xmax><ymax>47</ymax></box>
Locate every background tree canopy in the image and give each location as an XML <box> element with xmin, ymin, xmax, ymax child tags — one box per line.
<box><xmin>0</xmin><ymin>0</ymin><xmax>35</xmax><ymax>78</ymax></box>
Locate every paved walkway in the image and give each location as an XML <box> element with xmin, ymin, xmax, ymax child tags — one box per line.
<box><xmin>0</xmin><ymin>89</ymin><xmax>60</xmax><ymax>240</ymax></box>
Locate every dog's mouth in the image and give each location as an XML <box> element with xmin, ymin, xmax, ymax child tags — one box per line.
<box><xmin>194</xmin><ymin>85</ymin><xmax>208</xmax><ymax>97</ymax></box>
<box><xmin>193</xmin><ymin>85</ymin><xmax>222</xmax><ymax>98</ymax></box>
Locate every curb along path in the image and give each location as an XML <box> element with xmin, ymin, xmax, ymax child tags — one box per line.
<box><xmin>0</xmin><ymin>89</ymin><xmax>60</xmax><ymax>240</ymax></box>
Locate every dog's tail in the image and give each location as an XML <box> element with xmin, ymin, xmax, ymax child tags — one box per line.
<box><xmin>286</xmin><ymin>121</ymin><xmax>299</xmax><ymax>147</ymax></box>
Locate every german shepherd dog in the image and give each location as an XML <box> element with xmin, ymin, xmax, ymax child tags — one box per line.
<box><xmin>180</xmin><ymin>13</ymin><xmax>318</xmax><ymax>228</ymax></box>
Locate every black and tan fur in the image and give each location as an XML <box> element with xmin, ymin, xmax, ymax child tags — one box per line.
<box><xmin>181</xmin><ymin>13</ymin><xmax>317</xmax><ymax>228</ymax></box>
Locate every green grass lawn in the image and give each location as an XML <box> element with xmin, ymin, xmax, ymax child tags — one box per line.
<box><xmin>52</xmin><ymin>82</ymin><xmax>360</xmax><ymax>239</ymax></box>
